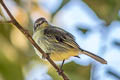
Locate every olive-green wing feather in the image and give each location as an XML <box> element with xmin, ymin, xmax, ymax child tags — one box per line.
<box><xmin>44</xmin><ymin>26</ymin><xmax>79</xmax><ymax>49</ymax></box>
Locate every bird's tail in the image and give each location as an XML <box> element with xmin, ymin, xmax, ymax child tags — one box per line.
<box><xmin>80</xmin><ymin>48</ymin><xmax>107</xmax><ymax>64</ymax></box>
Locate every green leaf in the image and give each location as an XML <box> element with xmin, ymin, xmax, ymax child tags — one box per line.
<box><xmin>63</xmin><ymin>62</ymin><xmax>91</xmax><ymax>80</ymax></box>
<box><xmin>48</xmin><ymin>62</ymin><xmax>91</xmax><ymax>80</ymax></box>
<box><xmin>0</xmin><ymin>53</ymin><xmax>24</xmax><ymax>80</ymax></box>
<box><xmin>0</xmin><ymin>23</ymin><xmax>12</xmax><ymax>40</ymax></box>
<box><xmin>83</xmin><ymin>0</ymin><xmax>120</xmax><ymax>25</ymax></box>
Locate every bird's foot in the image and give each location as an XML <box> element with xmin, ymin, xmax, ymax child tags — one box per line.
<box><xmin>57</xmin><ymin>69</ymin><xmax>64</xmax><ymax>75</ymax></box>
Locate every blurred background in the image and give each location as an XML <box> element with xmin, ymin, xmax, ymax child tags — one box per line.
<box><xmin>0</xmin><ymin>0</ymin><xmax>120</xmax><ymax>80</ymax></box>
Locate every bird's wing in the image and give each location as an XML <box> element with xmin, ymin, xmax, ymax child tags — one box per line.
<box><xmin>44</xmin><ymin>26</ymin><xmax>80</xmax><ymax>49</ymax></box>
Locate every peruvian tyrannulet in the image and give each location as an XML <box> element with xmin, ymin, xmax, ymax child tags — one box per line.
<box><xmin>32</xmin><ymin>17</ymin><xmax>107</xmax><ymax>64</ymax></box>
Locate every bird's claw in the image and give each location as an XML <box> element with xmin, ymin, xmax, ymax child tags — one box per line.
<box><xmin>57</xmin><ymin>69</ymin><xmax>64</xmax><ymax>75</ymax></box>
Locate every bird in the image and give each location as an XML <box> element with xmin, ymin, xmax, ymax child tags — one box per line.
<box><xmin>32</xmin><ymin>17</ymin><xmax>107</xmax><ymax>66</ymax></box>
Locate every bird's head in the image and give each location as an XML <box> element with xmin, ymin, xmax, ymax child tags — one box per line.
<box><xmin>34</xmin><ymin>17</ymin><xmax>49</xmax><ymax>31</ymax></box>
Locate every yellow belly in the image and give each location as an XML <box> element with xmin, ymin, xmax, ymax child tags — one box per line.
<box><xmin>50</xmin><ymin>49</ymin><xmax>79</xmax><ymax>61</ymax></box>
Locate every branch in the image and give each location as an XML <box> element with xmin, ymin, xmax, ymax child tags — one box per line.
<box><xmin>0</xmin><ymin>0</ymin><xmax>69</xmax><ymax>80</ymax></box>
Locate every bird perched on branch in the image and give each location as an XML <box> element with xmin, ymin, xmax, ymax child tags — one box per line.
<box><xmin>32</xmin><ymin>17</ymin><xmax>107</xmax><ymax>67</ymax></box>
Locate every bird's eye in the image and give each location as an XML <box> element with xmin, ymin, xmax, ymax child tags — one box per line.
<box><xmin>37</xmin><ymin>24</ymin><xmax>41</xmax><ymax>27</ymax></box>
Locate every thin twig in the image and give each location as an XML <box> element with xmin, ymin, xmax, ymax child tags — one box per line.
<box><xmin>0</xmin><ymin>0</ymin><xmax>69</xmax><ymax>80</ymax></box>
